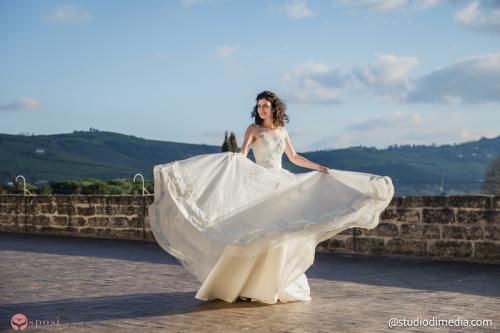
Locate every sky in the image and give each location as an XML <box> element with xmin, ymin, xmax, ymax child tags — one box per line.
<box><xmin>0</xmin><ymin>0</ymin><xmax>499</xmax><ymax>152</ymax></box>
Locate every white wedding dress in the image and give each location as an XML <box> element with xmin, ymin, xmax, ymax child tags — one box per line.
<box><xmin>148</xmin><ymin>124</ymin><xmax>394</xmax><ymax>304</ymax></box>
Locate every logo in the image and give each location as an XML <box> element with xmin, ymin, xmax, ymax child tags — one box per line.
<box><xmin>11</xmin><ymin>313</ymin><xmax>28</xmax><ymax>330</ymax></box>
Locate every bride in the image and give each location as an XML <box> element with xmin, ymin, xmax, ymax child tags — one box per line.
<box><xmin>239</xmin><ymin>91</ymin><xmax>329</xmax><ymax>174</ymax></box>
<box><xmin>148</xmin><ymin>91</ymin><xmax>394</xmax><ymax>304</ymax></box>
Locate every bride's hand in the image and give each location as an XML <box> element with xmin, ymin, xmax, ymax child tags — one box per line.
<box><xmin>318</xmin><ymin>166</ymin><xmax>329</xmax><ymax>174</ymax></box>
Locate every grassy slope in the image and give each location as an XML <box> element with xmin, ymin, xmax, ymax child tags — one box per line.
<box><xmin>1</xmin><ymin>131</ymin><xmax>498</xmax><ymax>194</ymax></box>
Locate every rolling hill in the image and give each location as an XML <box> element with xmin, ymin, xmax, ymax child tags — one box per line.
<box><xmin>1</xmin><ymin>130</ymin><xmax>498</xmax><ymax>195</ymax></box>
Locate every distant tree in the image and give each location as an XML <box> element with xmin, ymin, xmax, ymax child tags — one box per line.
<box><xmin>482</xmin><ymin>155</ymin><xmax>500</xmax><ymax>195</ymax></box>
<box><xmin>36</xmin><ymin>183</ymin><xmax>53</xmax><ymax>195</ymax></box>
<box><xmin>50</xmin><ymin>180</ymin><xmax>80</xmax><ymax>194</ymax></box>
<box><xmin>228</xmin><ymin>131</ymin><xmax>238</xmax><ymax>152</ymax></box>
<box><xmin>80</xmin><ymin>179</ymin><xmax>109</xmax><ymax>195</ymax></box>
<box><xmin>221</xmin><ymin>131</ymin><xmax>231</xmax><ymax>152</ymax></box>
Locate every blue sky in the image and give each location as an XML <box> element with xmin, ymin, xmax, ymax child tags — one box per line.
<box><xmin>1</xmin><ymin>0</ymin><xmax>499</xmax><ymax>151</ymax></box>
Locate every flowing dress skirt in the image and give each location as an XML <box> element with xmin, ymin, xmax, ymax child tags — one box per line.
<box><xmin>148</xmin><ymin>152</ymin><xmax>394</xmax><ymax>304</ymax></box>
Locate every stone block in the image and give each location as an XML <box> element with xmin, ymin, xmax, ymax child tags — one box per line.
<box><xmin>26</xmin><ymin>215</ymin><xmax>50</xmax><ymax>226</ymax></box>
<box><xmin>117</xmin><ymin>205</ymin><xmax>141</xmax><ymax>216</ymax></box>
<box><xmin>446</xmin><ymin>196</ymin><xmax>490</xmax><ymax>209</ymax></box>
<box><xmin>25</xmin><ymin>204</ymin><xmax>41</xmax><ymax>214</ymax></box>
<box><xmin>54</xmin><ymin>195</ymin><xmax>73</xmax><ymax>204</ymax></box>
<box><xmin>347</xmin><ymin>237</ymin><xmax>385</xmax><ymax>254</ymax></box>
<box><xmin>88</xmin><ymin>217</ymin><xmax>109</xmax><ymax>227</ymax></box>
<box><xmin>484</xmin><ymin>226</ymin><xmax>500</xmax><ymax>240</ymax></box>
<box><xmin>74</xmin><ymin>196</ymin><xmax>90</xmax><ymax>204</ymax></box>
<box><xmin>88</xmin><ymin>196</ymin><xmax>107</xmax><ymax>205</ymax></box>
<box><xmin>380</xmin><ymin>208</ymin><xmax>420</xmax><ymax>223</ymax></box>
<box><xmin>400</xmin><ymin>223</ymin><xmax>440</xmax><ymax>239</ymax></box>
<box><xmin>422</xmin><ymin>208</ymin><xmax>454</xmax><ymax>224</ymax></box>
<box><xmin>362</xmin><ymin>222</ymin><xmax>398</xmax><ymax>237</ymax></box>
<box><xmin>68</xmin><ymin>216</ymin><xmax>87</xmax><ymax>226</ymax></box>
<box><xmin>442</xmin><ymin>225</ymin><xmax>483</xmax><ymax>240</ymax></box>
<box><xmin>50</xmin><ymin>216</ymin><xmax>68</xmax><ymax>226</ymax></box>
<box><xmin>385</xmin><ymin>239</ymin><xmax>426</xmax><ymax>256</ymax></box>
<box><xmin>106</xmin><ymin>196</ymin><xmax>133</xmax><ymax>205</ymax></box>
<box><xmin>130</xmin><ymin>217</ymin><xmax>144</xmax><ymax>228</ymax></box>
<box><xmin>401</xmin><ymin>196</ymin><xmax>446</xmax><ymax>208</ymax></box>
<box><xmin>0</xmin><ymin>214</ymin><xmax>16</xmax><ymax>225</ymax></box>
<box><xmin>109</xmin><ymin>217</ymin><xmax>130</xmax><ymax>228</ymax></box>
<box><xmin>400</xmin><ymin>224</ymin><xmax>439</xmax><ymax>239</ymax></box>
<box><xmin>40</xmin><ymin>204</ymin><xmax>57</xmax><ymax>214</ymax></box>
<box><xmin>0</xmin><ymin>204</ymin><xmax>17</xmax><ymax>214</ymax></box>
<box><xmin>27</xmin><ymin>196</ymin><xmax>54</xmax><ymax>205</ymax></box>
<box><xmin>457</xmin><ymin>210</ymin><xmax>499</xmax><ymax>224</ymax></box>
<box><xmin>428</xmin><ymin>240</ymin><xmax>473</xmax><ymax>258</ymax></box>
<box><xmin>76</xmin><ymin>206</ymin><xmax>96</xmax><ymax>216</ymax></box>
<box><xmin>57</xmin><ymin>204</ymin><xmax>76</xmax><ymax>215</ymax></box>
<box><xmin>474</xmin><ymin>242</ymin><xmax>500</xmax><ymax>260</ymax></box>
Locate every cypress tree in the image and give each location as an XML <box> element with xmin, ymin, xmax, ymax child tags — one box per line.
<box><xmin>221</xmin><ymin>131</ymin><xmax>231</xmax><ymax>152</ymax></box>
<box><xmin>228</xmin><ymin>131</ymin><xmax>238</xmax><ymax>152</ymax></box>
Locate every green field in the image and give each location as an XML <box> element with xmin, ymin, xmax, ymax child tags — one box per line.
<box><xmin>1</xmin><ymin>130</ymin><xmax>498</xmax><ymax>195</ymax></box>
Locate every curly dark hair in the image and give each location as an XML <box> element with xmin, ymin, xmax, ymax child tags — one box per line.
<box><xmin>251</xmin><ymin>91</ymin><xmax>289</xmax><ymax>127</ymax></box>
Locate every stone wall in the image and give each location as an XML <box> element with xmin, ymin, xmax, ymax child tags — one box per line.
<box><xmin>317</xmin><ymin>196</ymin><xmax>500</xmax><ymax>263</ymax></box>
<box><xmin>1</xmin><ymin>194</ymin><xmax>499</xmax><ymax>263</ymax></box>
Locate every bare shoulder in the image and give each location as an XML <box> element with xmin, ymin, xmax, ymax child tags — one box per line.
<box><xmin>246</xmin><ymin>123</ymin><xmax>258</xmax><ymax>133</ymax></box>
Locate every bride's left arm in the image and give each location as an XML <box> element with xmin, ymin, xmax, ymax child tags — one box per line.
<box><xmin>283</xmin><ymin>128</ymin><xmax>329</xmax><ymax>174</ymax></box>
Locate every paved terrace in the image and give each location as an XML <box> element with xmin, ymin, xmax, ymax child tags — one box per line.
<box><xmin>0</xmin><ymin>232</ymin><xmax>499</xmax><ymax>333</ymax></box>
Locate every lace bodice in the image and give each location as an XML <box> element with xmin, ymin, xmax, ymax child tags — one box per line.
<box><xmin>251</xmin><ymin>124</ymin><xmax>286</xmax><ymax>169</ymax></box>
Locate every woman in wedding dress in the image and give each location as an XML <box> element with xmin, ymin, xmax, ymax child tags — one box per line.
<box><xmin>148</xmin><ymin>91</ymin><xmax>394</xmax><ymax>304</ymax></box>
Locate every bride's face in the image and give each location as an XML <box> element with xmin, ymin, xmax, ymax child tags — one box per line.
<box><xmin>257</xmin><ymin>98</ymin><xmax>273</xmax><ymax>121</ymax></box>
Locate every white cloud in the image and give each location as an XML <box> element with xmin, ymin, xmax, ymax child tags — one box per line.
<box><xmin>454</xmin><ymin>0</ymin><xmax>500</xmax><ymax>34</ymax></box>
<box><xmin>284</xmin><ymin>0</ymin><xmax>314</xmax><ymax>19</ymax></box>
<box><xmin>403</xmin><ymin>52</ymin><xmax>500</xmax><ymax>104</ymax></box>
<box><xmin>282</xmin><ymin>61</ymin><xmax>346</xmax><ymax>104</ymax></box>
<box><xmin>0</xmin><ymin>98</ymin><xmax>42</xmax><ymax>111</ymax></box>
<box><xmin>412</xmin><ymin>0</ymin><xmax>445</xmax><ymax>10</ymax></box>
<box><xmin>337</xmin><ymin>0</ymin><xmax>407</xmax><ymax>12</ymax></box>
<box><xmin>282</xmin><ymin>54</ymin><xmax>417</xmax><ymax>104</ymax></box>
<box><xmin>45</xmin><ymin>5</ymin><xmax>92</xmax><ymax>24</ymax></box>
<box><xmin>283</xmin><ymin>52</ymin><xmax>500</xmax><ymax>106</ymax></box>
<box><xmin>347</xmin><ymin>110</ymin><xmax>422</xmax><ymax>130</ymax></box>
<box><xmin>337</xmin><ymin>0</ymin><xmax>448</xmax><ymax>12</ymax></box>
<box><xmin>338</xmin><ymin>0</ymin><xmax>500</xmax><ymax>34</ymax></box>
<box><xmin>307</xmin><ymin>111</ymin><xmax>498</xmax><ymax>150</ymax></box>
<box><xmin>215</xmin><ymin>45</ymin><xmax>239</xmax><ymax>58</ymax></box>
<box><xmin>352</xmin><ymin>54</ymin><xmax>418</xmax><ymax>87</ymax></box>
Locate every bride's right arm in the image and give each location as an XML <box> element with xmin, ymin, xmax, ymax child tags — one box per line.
<box><xmin>239</xmin><ymin>124</ymin><xmax>256</xmax><ymax>158</ymax></box>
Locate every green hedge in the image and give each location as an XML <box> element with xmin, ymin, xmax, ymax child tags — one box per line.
<box><xmin>0</xmin><ymin>178</ymin><xmax>154</xmax><ymax>195</ymax></box>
